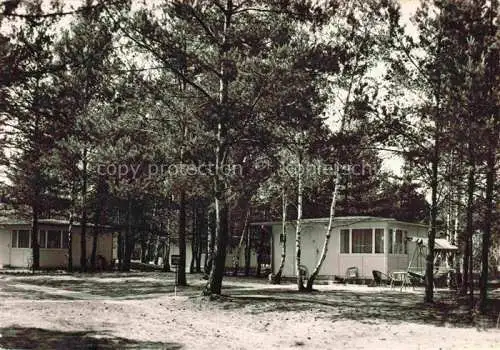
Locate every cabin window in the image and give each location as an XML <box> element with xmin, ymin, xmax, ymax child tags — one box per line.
<box><xmin>340</xmin><ymin>229</ymin><xmax>350</xmax><ymax>253</ymax></box>
<box><xmin>394</xmin><ymin>229</ymin><xmax>404</xmax><ymax>254</ymax></box>
<box><xmin>375</xmin><ymin>229</ymin><xmax>384</xmax><ymax>253</ymax></box>
<box><xmin>17</xmin><ymin>230</ymin><xmax>30</xmax><ymax>248</ymax></box>
<box><xmin>47</xmin><ymin>230</ymin><xmax>62</xmax><ymax>248</ymax></box>
<box><xmin>352</xmin><ymin>229</ymin><xmax>372</xmax><ymax>253</ymax></box>
<box><xmin>38</xmin><ymin>230</ymin><xmax>46</xmax><ymax>248</ymax></box>
<box><xmin>11</xmin><ymin>230</ymin><xmax>18</xmax><ymax>248</ymax></box>
<box><xmin>388</xmin><ymin>229</ymin><xmax>393</xmax><ymax>253</ymax></box>
<box><xmin>403</xmin><ymin>230</ymin><xmax>408</xmax><ymax>253</ymax></box>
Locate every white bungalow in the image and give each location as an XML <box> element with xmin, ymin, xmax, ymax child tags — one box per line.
<box><xmin>252</xmin><ymin>216</ymin><xmax>430</xmax><ymax>279</ymax></box>
<box><xmin>0</xmin><ymin>218</ymin><xmax>115</xmax><ymax>269</ymax></box>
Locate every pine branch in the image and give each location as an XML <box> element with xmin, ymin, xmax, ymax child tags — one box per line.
<box><xmin>100</xmin><ymin>1</ymin><xmax>217</xmax><ymax>104</ymax></box>
<box><xmin>2</xmin><ymin>0</ymin><xmax>124</xmax><ymax>19</ymax></box>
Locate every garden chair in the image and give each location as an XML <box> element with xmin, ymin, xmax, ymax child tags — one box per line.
<box><xmin>372</xmin><ymin>270</ymin><xmax>391</xmax><ymax>287</ymax></box>
<box><xmin>346</xmin><ymin>266</ymin><xmax>358</xmax><ymax>284</ymax></box>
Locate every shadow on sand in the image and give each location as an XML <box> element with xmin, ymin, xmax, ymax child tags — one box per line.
<box><xmin>212</xmin><ymin>286</ymin><xmax>500</xmax><ymax>328</ymax></box>
<box><xmin>9</xmin><ymin>276</ymin><xmax>247</xmax><ymax>300</ymax></box>
<box><xmin>0</xmin><ymin>327</ymin><xmax>183</xmax><ymax>349</ymax></box>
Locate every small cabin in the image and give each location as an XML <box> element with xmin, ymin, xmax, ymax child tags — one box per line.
<box><xmin>0</xmin><ymin>218</ymin><xmax>114</xmax><ymax>269</ymax></box>
<box><xmin>252</xmin><ymin>216</ymin><xmax>429</xmax><ymax>279</ymax></box>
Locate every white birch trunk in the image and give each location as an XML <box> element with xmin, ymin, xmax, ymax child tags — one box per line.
<box><xmin>272</xmin><ymin>187</ymin><xmax>288</xmax><ymax>283</ymax></box>
<box><xmin>295</xmin><ymin>159</ymin><xmax>305</xmax><ymax>291</ymax></box>
<box><xmin>233</xmin><ymin>209</ymin><xmax>250</xmax><ymax>275</ymax></box>
<box><xmin>306</xmin><ymin>166</ymin><xmax>342</xmax><ymax>290</ymax></box>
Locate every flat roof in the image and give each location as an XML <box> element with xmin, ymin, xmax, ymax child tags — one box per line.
<box><xmin>250</xmin><ymin>216</ymin><xmax>427</xmax><ymax>228</ymax></box>
<box><xmin>0</xmin><ymin>217</ymin><xmax>116</xmax><ymax>229</ymax></box>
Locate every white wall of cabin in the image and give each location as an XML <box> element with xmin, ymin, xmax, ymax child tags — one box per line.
<box><xmin>271</xmin><ymin>220</ymin><xmax>428</xmax><ymax>279</ymax></box>
<box><xmin>0</xmin><ymin>225</ymin><xmax>114</xmax><ymax>269</ymax></box>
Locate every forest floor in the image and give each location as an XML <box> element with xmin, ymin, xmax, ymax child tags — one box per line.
<box><xmin>0</xmin><ymin>271</ymin><xmax>499</xmax><ymax>349</ymax></box>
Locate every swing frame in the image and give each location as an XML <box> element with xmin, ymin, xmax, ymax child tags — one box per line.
<box><xmin>406</xmin><ymin>237</ymin><xmax>458</xmax><ymax>289</ymax></box>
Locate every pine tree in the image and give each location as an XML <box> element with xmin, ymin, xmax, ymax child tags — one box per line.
<box><xmin>52</xmin><ymin>3</ymin><xmax>115</xmax><ymax>272</ymax></box>
<box><xmin>4</xmin><ymin>2</ymin><xmax>62</xmax><ymax>270</ymax></box>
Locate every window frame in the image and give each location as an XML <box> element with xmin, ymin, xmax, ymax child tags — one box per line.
<box><xmin>340</xmin><ymin>229</ymin><xmax>350</xmax><ymax>254</ymax></box>
<box><xmin>393</xmin><ymin>229</ymin><xmax>403</xmax><ymax>254</ymax></box>
<box><xmin>389</xmin><ymin>228</ymin><xmax>408</xmax><ymax>255</ymax></box>
<box><xmin>38</xmin><ymin>230</ymin><xmax>47</xmax><ymax>248</ymax></box>
<box><xmin>11</xmin><ymin>228</ymin><xmax>68</xmax><ymax>250</ymax></box>
<box><xmin>15</xmin><ymin>230</ymin><xmax>31</xmax><ymax>248</ymax></box>
<box><xmin>403</xmin><ymin>230</ymin><xmax>408</xmax><ymax>254</ymax></box>
<box><xmin>388</xmin><ymin>229</ymin><xmax>393</xmax><ymax>254</ymax></box>
<box><xmin>351</xmin><ymin>228</ymin><xmax>373</xmax><ymax>254</ymax></box>
<box><xmin>374</xmin><ymin>229</ymin><xmax>384</xmax><ymax>254</ymax></box>
<box><xmin>46</xmin><ymin>229</ymin><xmax>63</xmax><ymax>249</ymax></box>
<box><xmin>340</xmin><ymin>228</ymin><xmax>386</xmax><ymax>254</ymax></box>
<box><xmin>11</xmin><ymin>230</ymin><xmax>18</xmax><ymax>248</ymax></box>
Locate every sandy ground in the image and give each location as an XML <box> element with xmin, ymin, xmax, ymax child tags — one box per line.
<box><xmin>0</xmin><ymin>272</ymin><xmax>498</xmax><ymax>349</ymax></box>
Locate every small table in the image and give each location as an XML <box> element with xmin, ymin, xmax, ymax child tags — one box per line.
<box><xmin>390</xmin><ymin>271</ymin><xmax>410</xmax><ymax>291</ymax></box>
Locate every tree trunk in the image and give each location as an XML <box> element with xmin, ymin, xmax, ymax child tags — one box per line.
<box><xmin>244</xmin><ymin>222</ymin><xmax>251</xmax><ymax>276</ymax></box>
<box><xmin>162</xmin><ymin>220</ymin><xmax>171</xmax><ymax>272</ymax></box>
<box><xmin>190</xmin><ymin>203</ymin><xmax>198</xmax><ymax>273</ymax></box>
<box><xmin>461</xmin><ymin>229</ymin><xmax>470</xmax><ymax>295</ymax></box>
<box><xmin>193</xmin><ymin>206</ymin><xmax>202</xmax><ymax>272</ymax></box>
<box><xmin>67</xmin><ymin>208</ymin><xmax>74</xmax><ymax>273</ymax></box>
<box><xmin>90</xmin><ymin>177</ymin><xmax>106</xmax><ymax>271</ymax></box>
<box><xmin>90</xmin><ymin>207</ymin><xmax>101</xmax><ymax>271</ymax></box>
<box><xmin>177</xmin><ymin>190</ymin><xmax>187</xmax><ymax>285</ymax></box>
<box><xmin>204</xmin><ymin>198</ymin><xmax>228</xmax><ymax>295</ymax></box>
<box><xmin>479</xmin><ymin>0</ymin><xmax>498</xmax><ymax>313</ymax></box>
<box><xmin>424</xmin><ymin>26</ymin><xmax>446</xmax><ymax>303</ymax></box>
<box><xmin>256</xmin><ymin>251</ymin><xmax>262</xmax><ymax>277</ymax></box>
<box><xmin>146</xmin><ymin>229</ymin><xmax>155</xmax><ymax>263</ymax></box>
<box><xmin>233</xmin><ymin>208</ymin><xmax>250</xmax><ymax>276</ymax></box>
<box><xmin>117</xmin><ymin>230</ymin><xmax>123</xmax><ymax>270</ymax></box>
<box><xmin>31</xmin><ymin>113</ymin><xmax>41</xmax><ymax>272</ymax></box>
<box><xmin>90</xmin><ymin>223</ymin><xmax>99</xmax><ymax>270</ymax></box>
<box><xmin>453</xmin><ymin>189</ymin><xmax>461</xmax><ymax>286</ymax></box>
<box><xmin>468</xmin><ymin>229</ymin><xmax>474</xmax><ymax>306</ymax></box>
<box><xmin>446</xmin><ymin>155</ymin><xmax>454</xmax><ymax>289</ymax></box>
<box><xmin>140</xmin><ymin>235</ymin><xmax>148</xmax><ymax>263</ymax></box>
<box><xmin>122</xmin><ymin>196</ymin><xmax>133</xmax><ymax>272</ymax></box>
<box><xmin>31</xmin><ymin>205</ymin><xmax>40</xmax><ymax>271</ymax></box>
<box><xmin>203</xmin><ymin>0</ymin><xmax>233</xmax><ymax>296</ymax></box>
<box><xmin>163</xmin><ymin>239</ymin><xmax>171</xmax><ymax>272</ymax></box>
<box><xmin>195</xmin><ymin>206</ymin><xmax>203</xmax><ymax>272</ymax></box>
<box><xmin>80</xmin><ymin>150</ymin><xmax>88</xmax><ymax>273</ymax></box>
<box><xmin>306</xmin><ymin>91</ymin><xmax>349</xmax><ymax>291</ymax></box>
<box><xmin>296</xmin><ymin>157</ymin><xmax>305</xmax><ymax>291</ymax></box>
<box><xmin>306</xmin><ymin>163</ymin><xmax>342</xmax><ymax>291</ymax></box>
<box><xmin>461</xmin><ymin>150</ymin><xmax>476</xmax><ymax>307</ymax></box>
<box><xmin>272</xmin><ymin>189</ymin><xmax>287</xmax><ymax>284</ymax></box>
<box><xmin>204</xmin><ymin>209</ymin><xmax>215</xmax><ymax>277</ymax></box>
<box><xmin>425</xmin><ymin>131</ymin><xmax>439</xmax><ymax>303</ymax></box>
<box><xmin>478</xmin><ymin>121</ymin><xmax>497</xmax><ymax>311</ymax></box>
<box><xmin>466</xmin><ymin>154</ymin><xmax>475</xmax><ymax>306</ymax></box>
<box><xmin>154</xmin><ymin>233</ymin><xmax>161</xmax><ymax>265</ymax></box>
